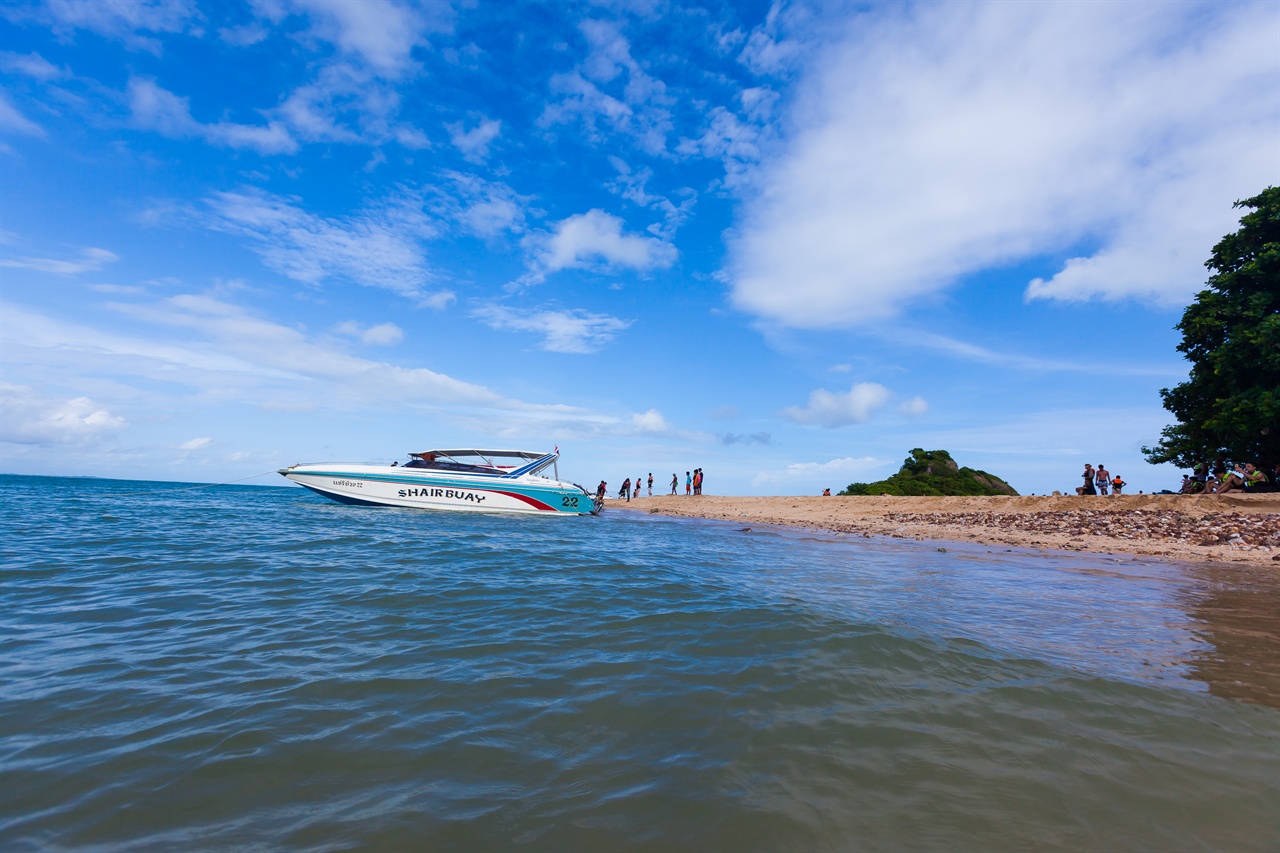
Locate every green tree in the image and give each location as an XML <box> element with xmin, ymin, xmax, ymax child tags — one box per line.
<box><xmin>1144</xmin><ymin>187</ymin><xmax>1280</xmax><ymax>469</ymax></box>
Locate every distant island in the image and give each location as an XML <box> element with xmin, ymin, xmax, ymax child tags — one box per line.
<box><xmin>839</xmin><ymin>449</ymin><xmax>1018</xmax><ymax>497</ymax></box>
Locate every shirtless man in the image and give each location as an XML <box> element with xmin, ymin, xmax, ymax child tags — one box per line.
<box><xmin>1095</xmin><ymin>464</ymin><xmax>1109</xmax><ymax>496</ymax></box>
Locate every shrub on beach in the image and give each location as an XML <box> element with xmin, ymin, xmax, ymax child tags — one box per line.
<box><xmin>839</xmin><ymin>448</ymin><xmax>1019</xmax><ymax>497</ymax></box>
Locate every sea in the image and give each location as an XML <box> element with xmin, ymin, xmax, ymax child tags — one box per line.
<box><xmin>2</xmin><ymin>473</ymin><xmax>1277</xmax><ymax>851</ymax></box>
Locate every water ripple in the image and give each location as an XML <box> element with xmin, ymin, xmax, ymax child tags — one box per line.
<box><xmin>1</xmin><ymin>475</ymin><xmax>1277</xmax><ymax>851</ymax></box>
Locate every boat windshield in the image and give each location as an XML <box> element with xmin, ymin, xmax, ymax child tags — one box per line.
<box><xmin>405</xmin><ymin>449</ymin><xmax>556</xmax><ymax>478</ymax></box>
<box><xmin>404</xmin><ymin>458</ymin><xmax>502</xmax><ymax>474</ymax></box>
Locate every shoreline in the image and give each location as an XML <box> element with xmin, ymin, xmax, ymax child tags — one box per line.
<box><xmin>607</xmin><ymin>493</ymin><xmax>1280</xmax><ymax>567</ymax></box>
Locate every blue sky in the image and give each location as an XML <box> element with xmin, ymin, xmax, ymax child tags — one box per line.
<box><xmin>1</xmin><ymin>0</ymin><xmax>1276</xmax><ymax>496</ymax></box>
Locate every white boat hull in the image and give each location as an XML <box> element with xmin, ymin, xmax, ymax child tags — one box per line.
<box><xmin>279</xmin><ymin>464</ymin><xmax>597</xmax><ymax>515</ymax></box>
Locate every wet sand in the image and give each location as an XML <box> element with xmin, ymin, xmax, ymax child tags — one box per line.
<box><xmin>613</xmin><ymin>493</ymin><xmax>1280</xmax><ymax>567</ymax></box>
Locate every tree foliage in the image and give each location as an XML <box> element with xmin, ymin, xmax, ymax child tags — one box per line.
<box><xmin>839</xmin><ymin>449</ymin><xmax>1018</xmax><ymax>497</ymax></box>
<box><xmin>1144</xmin><ymin>187</ymin><xmax>1280</xmax><ymax>469</ymax></box>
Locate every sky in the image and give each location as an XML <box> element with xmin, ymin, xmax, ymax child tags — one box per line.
<box><xmin>1</xmin><ymin>0</ymin><xmax>1277</xmax><ymax>497</ymax></box>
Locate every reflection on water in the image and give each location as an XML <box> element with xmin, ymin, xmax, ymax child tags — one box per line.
<box><xmin>1180</xmin><ymin>563</ymin><xmax>1280</xmax><ymax>707</ymax></box>
<box><xmin>700</xmin><ymin>521</ymin><xmax>1280</xmax><ymax>708</ymax></box>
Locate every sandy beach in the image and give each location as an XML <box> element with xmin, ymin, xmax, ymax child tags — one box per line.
<box><xmin>612</xmin><ymin>493</ymin><xmax>1280</xmax><ymax>566</ymax></box>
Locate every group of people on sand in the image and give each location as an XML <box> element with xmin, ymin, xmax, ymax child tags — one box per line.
<box><xmin>1073</xmin><ymin>458</ymin><xmax>1276</xmax><ymax>496</ymax></box>
<box><xmin>599</xmin><ymin>469</ymin><xmax>707</xmax><ymax>503</ymax></box>
<box><xmin>1076</xmin><ymin>463</ymin><xmax>1125</xmax><ymax>496</ymax></box>
<box><xmin>1180</xmin><ymin>458</ymin><xmax>1276</xmax><ymax>495</ymax></box>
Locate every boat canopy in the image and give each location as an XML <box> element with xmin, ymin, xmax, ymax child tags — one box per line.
<box><xmin>407</xmin><ymin>449</ymin><xmax>559</xmax><ymax>479</ymax></box>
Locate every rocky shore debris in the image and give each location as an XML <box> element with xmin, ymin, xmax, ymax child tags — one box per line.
<box><xmin>881</xmin><ymin>509</ymin><xmax>1280</xmax><ymax>550</ymax></box>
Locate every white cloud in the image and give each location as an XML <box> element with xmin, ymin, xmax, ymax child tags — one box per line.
<box><xmin>529</xmin><ymin>209</ymin><xmax>677</xmax><ymax>281</ymax></box>
<box><xmin>898</xmin><ymin>396</ymin><xmax>929</xmax><ymax>417</ymax></box>
<box><xmin>0</xmin><ymin>246</ymin><xmax>117</xmax><ymax>275</ymax></box>
<box><xmin>629</xmin><ymin>409</ymin><xmax>671</xmax><ymax>433</ymax></box>
<box><xmin>728</xmin><ymin>1</ymin><xmax>1279</xmax><ymax>328</ymax></box>
<box><xmin>129</xmin><ymin>78</ymin><xmax>297</xmax><ymax>155</ymax></box>
<box><xmin>179</xmin><ymin>436</ymin><xmax>213</xmax><ymax>450</ymax></box>
<box><xmin>197</xmin><ymin>188</ymin><xmax>450</xmax><ymax>301</ymax></box>
<box><xmin>782</xmin><ymin>382</ymin><xmax>891</xmax><ymax>427</ymax></box>
<box><xmin>472</xmin><ymin>305</ymin><xmax>631</xmax><ymax>354</ymax></box>
<box><xmin>334</xmin><ymin>321</ymin><xmax>404</xmax><ymax>346</ymax></box>
<box><xmin>0</xmin><ymin>383</ymin><xmax>126</xmax><ymax>446</ymax></box>
<box><xmin>447</xmin><ymin>118</ymin><xmax>501</xmax><ymax>162</ymax></box>
<box><xmin>281</xmin><ymin>0</ymin><xmax>448</xmax><ymax>78</ymax></box>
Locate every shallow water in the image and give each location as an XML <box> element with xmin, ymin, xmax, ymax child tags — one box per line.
<box><xmin>2</xmin><ymin>474</ymin><xmax>1277</xmax><ymax>850</ymax></box>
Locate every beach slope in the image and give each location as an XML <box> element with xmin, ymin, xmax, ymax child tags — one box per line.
<box><xmin>622</xmin><ymin>494</ymin><xmax>1280</xmax><ymax>566</ymax></box>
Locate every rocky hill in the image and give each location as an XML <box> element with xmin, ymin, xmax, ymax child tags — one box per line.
<box><xmin>839</xmin><ymin>448</ymin><xmax>1018</xmax><ymax>497</ymax></box>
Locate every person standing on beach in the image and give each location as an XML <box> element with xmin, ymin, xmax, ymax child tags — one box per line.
<box><xmin>647</xmin><ymin>473</ymin><xmax>653</xmax><ymax>496</ymax></box>
<box><xmin>620</xmin><ymin>478</ymin><xmax>631</xmax><ymax>501</ymax></box>
<box><xmin>685</xmin><ymin>471</ymin><xmax>692</xmax><ymax>495</ymax></box>
<box><xmin>636</xmin><ymin>475</ymin><xmax>643</xmax><ymax>498</ymax></box>
<box><xmin>1096</xmin><ymin>464</ymin><xmax>1109</xmax><ymax>496</ymax></box>
<box><xmin>693</xmin><ymin>468</ymin><xmax>702</xmax><ymax>495</ymax></box>
<box><xmin>1076</xmin><ymin>464</ymin><xmax>1096</xmax><ymax>496</ymax></box>
<box><xmin>670</xmin><ymin>473</ymin><xmax>678</xmax><ymax>495</ymax></box>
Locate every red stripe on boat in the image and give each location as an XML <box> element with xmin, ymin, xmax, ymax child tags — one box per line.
<box><xmin>489</xmin><ymin>490</ymin><xmax>556</xmax><ymax>511</ymax></box>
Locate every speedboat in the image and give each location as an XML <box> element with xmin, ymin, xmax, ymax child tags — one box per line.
<box><xmin>278</xmin><ymin>448</ymin><xmax>600</xmax><ymax>515</ymax></box>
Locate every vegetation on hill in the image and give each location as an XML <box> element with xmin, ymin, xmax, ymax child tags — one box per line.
<box><xmin>839</xmin><ymin>449</ymin><xmax>1018</xmax><ymax>497</ymax></box>
<box><xmin>1144</xmin><ymin>186</ymin><xmax>1279</xmax><ymax>469</ymax></box>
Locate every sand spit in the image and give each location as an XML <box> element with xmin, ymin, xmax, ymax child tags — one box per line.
<box><xmin>615</xmin><ymin>494</ymin><xmax>1280</xmax><ymax>566</ymax></box>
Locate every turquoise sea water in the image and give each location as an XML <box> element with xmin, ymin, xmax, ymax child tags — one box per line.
<box><xmin>2</xmin><ymin>474</ymin><xmax>1277</xmax><ymax>851</ymax></box>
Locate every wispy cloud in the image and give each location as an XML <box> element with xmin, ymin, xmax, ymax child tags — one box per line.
<box><xmin>719</xmin><ymin>431</ymin><xmax>772</xmax><ymax>446</ymax></box>
<box><xmin>333</xmin><ymin>321</ymin><xmax>404</xmax><ymax>346</ymax></box>
<box><xmin>430</xmin><ymin>172</ymin><xmax>526</xmax><ymax>239</ymax></box>
<box><xmin>728</xmin><ymin>1</ymin><xmax>1278</xmax><ymax>328</ymax></box>
<box><xmin>0</xmin><ymin>246</ymin><xmax>117</xmax><ymax>274</ymax></box>
<box><xmin>0</xmin><ymin>51</ymin><xmax>66</xmax><ymax>80</ymax></box>
<box><xmin>278</xmin><ymin>0</ymin><xmax>450</xmax><ymax>79</ymax></box>
<box><xmin>447</xmin><ymin>117</ymin><xmax>501</xmax><ymax>163</ymax></box>
<box><xmin>2</xmin><ymin>296</ymin><xmax>571</xmax><ymax>418</ymax></box>
<box><xmin>751</xmin><ymin>455</ymin><xmax>887</xmax><ymax>489</ymax></box>
<box><xmin>472</xmin><ymin>305</ymin><xmax>631</xmax><ymax>354</ymax></box>
<box><xmin>129</xmin><ymin>78</ymin><xmax>297</xmax><ymax>154</ymax></box>
<box><xmin>0</xmin><ymin>91</ymin><xmax>46</xmax><ymax>138</ymax></box>
<box><xmin>196</xmin><ymin>188</ymin><xmax>452</xmax><ymax>303</ymax></box>
<box><xmin>539</xmin><ymin>18</ymin><xmax>674</xmax><ymax>156</ymax></box>
<box><xmin>34</xmin><ymin>0</ymin><xmax>200</xmax><ymax>53</ymax></box>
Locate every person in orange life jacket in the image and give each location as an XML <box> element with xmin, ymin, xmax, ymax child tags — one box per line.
<box><xmin>1111</xmin><ymin>474</ymin><xmax>1125</xmax><ymax>495</ymax></box>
